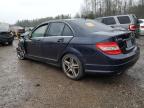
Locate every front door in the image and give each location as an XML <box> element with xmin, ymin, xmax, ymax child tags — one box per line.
<box><xmin>26</xmin><ymin>24</ymin><xmax>48</xmax><ymax>58</ymax></box>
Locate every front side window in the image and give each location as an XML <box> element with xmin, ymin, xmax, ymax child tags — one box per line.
<box><xmin>117</xmin><ymin>16</ymin><xmax>131</xmax><ymax>24</ymax></box>
<box><xmin>62</xmin><ymin>25</ymin><xmax>73</xmax><ymax>36</ymax></box>
<box><xmin>102</xmin><ymin>17</ymin><xmax>116</xmax><ymax>25</ymax></box>
<box><xmin>32</xmin><ymin>24</ymin><xmax>47</xmax><ymax>38</ymax></box>
<box><xmin>47</xmin><ymin>23</ymin><xmax>65</xmax><ymax>36</ymax></box>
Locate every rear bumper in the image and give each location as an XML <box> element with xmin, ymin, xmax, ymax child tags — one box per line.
<box><xmin>85</xmin><ymin>47</ymin><xmax>140</xmax><ymax>74</ymax></box>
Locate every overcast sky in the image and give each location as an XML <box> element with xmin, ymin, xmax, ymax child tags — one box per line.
<box><xmin>0</xmin><ymin>0</ymin><xmax>83</xmax><ymax>24</ymax></box>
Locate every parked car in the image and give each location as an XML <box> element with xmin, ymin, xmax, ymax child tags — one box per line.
<box><xmin>138</xmin><ymin>19</ymin><xmax>144</xmax><ymax>35</ymax></box>
<box><xmin>16</xmin><ymin>19</ymin><xmax>140</xmax><ymax>80</ymax></box>
<box><xmin>0</xmin><ymin>23</ymin><xmax>14</xmax><ymax>45</ymax></box>
<box><xmin>20</xmin><ymin>28</ymin><xmax>32</xmax><ymax>38</ymax></box>
<box><xmin>10</xmin><ymin>26</ymin><xmax>25</xmax><ymax>38</ymax></box>
<box><xmin>24</xmin><ymin>27</ymin><xmax>34</xmax><ymax>32</ymax></box>
<box><xmin>95</xmin><ymin>14</ymin><xmax>140</xmax><ymax>38</ymax></box>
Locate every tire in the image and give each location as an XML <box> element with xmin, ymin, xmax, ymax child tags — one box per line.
<box><xmin>16</xmin><ymin>46</ymin><xmax>25</xmax><ymax>60</ymax></box>
<box><xmin>62</xmin><ymin>54</ymin><xmax>84</xmax><ymax>80</ymax></box>
<box><xmin>8</xmin><ymin>41</ymin><xmax>13</xmax><ymax>45</ymax></box>
<box><xmin>1</xmin><ymin>42</ymin><xmax>5</xmax><ymax>46</ymax></box>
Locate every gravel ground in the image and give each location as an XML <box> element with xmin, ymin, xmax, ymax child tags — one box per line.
<box><xmin>0</xmin><ymin>37</ymin><xmax>144</xmax><ymax>108</ymax></box>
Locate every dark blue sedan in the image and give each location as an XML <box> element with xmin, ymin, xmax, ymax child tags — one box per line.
<box><xmin>16</xmin><ymin>19</ymin><xmax>140</xmax><ymax>80</ymax></box>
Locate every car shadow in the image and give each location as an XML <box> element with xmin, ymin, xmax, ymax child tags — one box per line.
<box><xmin>19</xmin><ymin>58</ymin><xmax>139</xmax><ymax>89</ymax></box>
<box><xmin>0</xmin><ymin>44</ymin><xmax>12</xmax><ymax>47</ymax></box>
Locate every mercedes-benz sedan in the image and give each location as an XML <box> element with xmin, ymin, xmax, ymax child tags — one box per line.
<box><xmin>16</xmin><ymin>19</ymin><xmax>140</xmax><ymax>80</ymax></box>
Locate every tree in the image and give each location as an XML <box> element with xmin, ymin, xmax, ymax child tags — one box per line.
<box><xmin>80</xmin><ymin>0</ymin><xmax>144</xmax><ymax>18</ymax></box>
<box><xmin>15</xmin><ymin>15</ymin><xmax>71</xmax><ymax>27</ymax></box>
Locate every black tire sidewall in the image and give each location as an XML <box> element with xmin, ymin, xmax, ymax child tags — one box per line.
<box><xmin>8</xmin><ymin>41</ymin><xmax>13</xmax><ymax>45</ymax></box>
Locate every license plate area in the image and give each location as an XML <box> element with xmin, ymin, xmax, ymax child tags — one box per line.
<box><xmin>126</xmin><ymin>39</ymin><xmax>133</xmax><ymax>50</ymax></box>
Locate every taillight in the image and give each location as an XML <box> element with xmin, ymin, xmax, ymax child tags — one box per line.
<box><xmin>141</xmin><ymin>26</ymin><xmax>144</xmax><ymax>28</ymax></box>
<box><xmin>129</xmin><ymin>25</ymin><xmax>137</xmax><ymax>31</ymax></box>
<box><xmin>96</xmin><ymin>42</ymin><xmax>122</xmax><ymax>55</ymax></box>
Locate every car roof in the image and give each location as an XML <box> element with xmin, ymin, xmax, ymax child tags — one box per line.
<box><xmin>35</xmin><ymin>19</ymin><xmax>91</xmax><ymax>36</ymax></box>
<box><xmin>41</xmin><ymin>18</ymin><xmax>87</xmax><ymax>24</ymax></box>
<box><xmin>38</xmin><ymin>19</ymin><xmax>114</xmax><ymax>37</ymax></box>
<box><xmin>95</xmin><ymin>14</ymin><xmax>135</xmax><ymax>19</ymax></box>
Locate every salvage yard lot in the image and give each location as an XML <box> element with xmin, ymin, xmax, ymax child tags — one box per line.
<box><xmin>0</xmin><ymin>37</ymin><xmax>144</xmax><ymax>108</ymax></box>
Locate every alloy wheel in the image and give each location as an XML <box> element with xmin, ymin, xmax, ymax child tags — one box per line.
<box><xmin>17</xmin><ymin>47</ymin><xmax>25</xmax><ymax>60</ymax></box>
<box><xmin>62</xmin><ymin>55</ymin><xmax>81</xmax><ymax>79</ymax></box>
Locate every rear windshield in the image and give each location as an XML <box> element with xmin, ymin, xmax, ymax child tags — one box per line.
<box><xmin>117</xmin><ymin>16</ymin><xmax>131</xmax><ymax>24</ymax></box>
<box><xmin>71</xmin><ymin>19</ymin><xmax>113</xmax><ymax>33</ymax></box>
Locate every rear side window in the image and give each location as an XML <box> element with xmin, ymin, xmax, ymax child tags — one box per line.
<box><xmin>62</xmin><ymin>25</ymin><xmax>73</xmax><ymax>36</ymax></box>
<box><xmin>102</xmin><ymin>17</ymin><xmax>116</xmax><ymax>25</ymax></box>
<box><xmin>47</xmin><ymin>22</ymin><xmax>65</xmax><ymax>36</ymax></box>
<box><xmin>117</xmin><ymin>16</ymin><xmax>131</xmax><ymax>24</ymax></box>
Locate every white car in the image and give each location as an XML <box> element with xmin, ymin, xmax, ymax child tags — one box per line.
<box><xmin>139</xmin><ymin>19</ymin><xmax>144</xmax><ymax>35</ymax></box>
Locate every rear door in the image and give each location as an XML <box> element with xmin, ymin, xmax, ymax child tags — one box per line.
<box><xmin>41</xmin><ymin>22</ymin><xmax>74</xmax><ymax>62</ymax></box>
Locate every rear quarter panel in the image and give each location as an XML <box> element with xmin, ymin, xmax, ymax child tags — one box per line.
<box><xmin>61</xmin><ymin>36</ymin><xmax>113</xmax><ymax>65</ymax></box>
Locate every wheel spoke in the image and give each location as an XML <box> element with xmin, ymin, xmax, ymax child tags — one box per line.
<box><xmin>71</xmin><ymin>68</ymin><xmax>77</xmax><ymax>77</ymax></box>
<box><xmin>70</xmin><ymin>58</ymin><xmax>74</xmax><ymax>64</ymax></box>
<box><xmin>17</xmin><ymin>47</ymin><xmax>25</xmax><ymax>59</ymax></box>
<box><xmin>66</xmin><ymin>67</ymin><xmax>71</xmax><ymax>73</ymax></box>
<box><xmin>72</xmin><ymin>64</ymin><xmax>79</xmax><ymax>69</ymax></box>
<box><xmin>64</xmin><ymin>60</ymin><xmax>70</xmax><ymax>66</ymax></box>
<box><xmin>17</xmin><ymin>50</ymin><xmax>21</xmax><ymax>53</ymax></box>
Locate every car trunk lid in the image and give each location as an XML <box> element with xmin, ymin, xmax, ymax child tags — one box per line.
<box><xmin>91</xmin><ymin>31</ymin><xmax>136</xmax><ymax>54</ymax></box>
<box><xmin>114</xmin><ymin>32</ymin><xmax>136</xmax><ymax>54</ymax></box>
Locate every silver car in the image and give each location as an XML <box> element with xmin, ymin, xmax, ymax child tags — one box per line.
<box><xmin>139</xmin><ymin>19</ymin><xmax>144</xmax><ymax>35</ymax></box>
<box><xmin>95</xmin><ymin>14</ymin><xmax>139</xmax><ymax>38</ymax></box>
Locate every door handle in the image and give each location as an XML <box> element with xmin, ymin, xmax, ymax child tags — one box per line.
<box><xmin>33</xmin><ymin>39</ymin><xmax>41</xmax><ymax>42</ymax></box>
<box><xmin>57</xmin><ymin>38</ymin><xmax>64</xmax><ymax>43</ymax></box>
<box><xmin>36</xmin><ymin>39</ymin><xmax>41</xmax><ymax>41</ymax></box>
<box><xmin>31</xmin><ymin>39</ymin><xmax>41</xmax><ymax>45</ymax></box>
